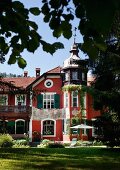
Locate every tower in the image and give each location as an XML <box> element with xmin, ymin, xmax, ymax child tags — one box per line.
<box><xmin>62</xmin><ymin>42</ymin><xmax>88</xmax><ymax>86</ymax></box>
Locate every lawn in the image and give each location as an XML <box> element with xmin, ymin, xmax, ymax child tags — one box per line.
<box><xmin>0</xmin><ymin>147</ymin><xmax>120</xmax><ymax>170</ymax></box>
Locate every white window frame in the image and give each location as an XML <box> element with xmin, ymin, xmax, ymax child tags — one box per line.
<box><xmin>91</xmin><ymin>118</ymin><xmax>97</xmax><ymax>137</ymax></box>
<box><xmin>15</xmin><ymin>94</ymin><xmax>26</xmax><ymax>106</ymax></box>
<box><xmin>15</xmin><ymin>119</ymin><xmax>25</xmax><ymax>134</ymax></box>
<box><xmin>64</xmin><ymin>92</ymin><xmax>69</xmax><ymax>108</ymax></box>
<box><xmin>42</xmin><ymin>92</ymin><xmax>56</xmax><ymax>109</ymax></box>
<box><xmin>41</xmin><ymin>119</ymin><xmax>56</xmax><ymax>137</ymax></box>
<box><xmin>72</xmin><ymin>71</ymin><xmax>78</xmax><ymax>80</ymax></box>
<box><xmin>72</xmin><ymin>91</ymin><xmax>78</xmax><ymax>107</ymax></box>
<box><xmin>0</xmin><ymin>94</ymin><xmax>8</xmax><ymax>105</ymax></box>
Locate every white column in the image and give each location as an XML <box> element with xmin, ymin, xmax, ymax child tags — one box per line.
<box><xmin>29</xmin><ymin>118</ymin><xmax>32</xmax><ymax>142</ymax></box>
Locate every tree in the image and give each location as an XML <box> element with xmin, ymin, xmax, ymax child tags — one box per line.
<box><xmin>0</xmin><ymin>0</ymin><xmax>120</xmax><ymax>68</ymax></box>
<box><xmin>89</xmin><ymin>25</ymin><xmax>120</xmax><ymax>146</ymax></box>
<box><xmin>0</xmin><ymin>0</ymin><xmax>64</xmax><ymax>68</ymax></box>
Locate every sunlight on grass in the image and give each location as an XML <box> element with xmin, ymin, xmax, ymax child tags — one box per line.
<box><xmin>0</xmin><ymin>148</ymin><xmax>120</xmax><ymax>170</ymax></box>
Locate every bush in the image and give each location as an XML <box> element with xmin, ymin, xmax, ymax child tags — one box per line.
<box><xmin>13</xmin><ymin>139</ymin><xmax>28</xmax><ymax>146</ymax></box>
<box><xmin>37</xmin><ymin>139</ymin><xmax>50</xmax><ymax>148</ymax></box>
<box><xmin>46</xmin><ymin>142</ymin><xmax>65</xmax><ymax>148</ymax></box>
<box><xmin>0</xmin><ymin>134</ymin><xmax>13</xmax><ymax>148</ymax></box>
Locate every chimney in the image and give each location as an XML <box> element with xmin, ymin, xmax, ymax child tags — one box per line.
<box><xmin>24</xmin><ymin>71</ymin><xmax>28</xmax><ymax>77</ymax></box>
<box><xmin>36</xmin><ymin>68</ymin><xmax>40</xmax><ymax>77</ymax></box>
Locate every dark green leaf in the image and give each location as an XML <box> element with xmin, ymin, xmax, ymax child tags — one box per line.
<box><xmin>28</xmin><ymin>21</ymin><xmax>38</xmax><ymax>30</ymax></box>
<box><xmin>12</xmin><ymin>1</ymin><xmax>24</xmax><ymax>9</ymax></box>
<box><xmin>53</xmin><ymin>27</ymin><xmax>62</xmax><ymax>38</ymax></box>
<box><xmin>53</xmin><ymin>42</ymin><xmax>64</xmax><ymax>50</ymax></box>
<box><xmin>8</xmin><ymin>55</ymin><xmax>17</xmax><ymax>65</ymax></box>
<box><xmin>61</xmin><ymin>21</ymin><xmax>72</xmax><ymax>39</ymax></box>
<box><xmin>29</xmin><ymin>7</ymin><xmax>41</xmax><ymax>16</ymax></box>
<box><xmin>44</xmin><ymin>14</ymin><xmax>51</xmax><ymax>23</ymax></box>
<box><xmin>41</xmin><ymin>3</ymin><xmax>50</xmax><ymax>14</ymax></box>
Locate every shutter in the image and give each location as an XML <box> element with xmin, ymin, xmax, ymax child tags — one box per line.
<box><xmin>37</xmin><ymin>94</ymin><xmax>43</xmax><ymax>109</ymax></box>
<box><xmin>54</xmin><ymin>94</ymin><xmax>60</xmax><ymax>109</ymax></box>
<box><xmin>7</xmin><ymin>121</ymin><xmax>15</xmax><ymax>126</ymax></box>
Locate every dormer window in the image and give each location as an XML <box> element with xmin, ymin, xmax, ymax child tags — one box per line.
<box><xmin>72</xmin><ymin>71</ymin><xmax>78</xmax><ymax>80</ymax></box>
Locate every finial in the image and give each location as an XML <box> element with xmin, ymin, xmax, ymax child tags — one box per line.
<box><xmin>73</xmin><ymin>27</ymin><xmax>77</xmax><ymax>43</ymax></box>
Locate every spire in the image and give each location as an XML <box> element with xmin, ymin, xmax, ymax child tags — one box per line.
<box><xmin>70</xmin><ymin>27</ymin><xmax>79</xmax><ymax>55</ymax></box>
<box><xmin>73</xmin><ymin>27</ymin><xmax>77</xmax><ymax>44</ymax></box>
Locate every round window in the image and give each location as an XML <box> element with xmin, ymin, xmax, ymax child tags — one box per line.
<box><xmin>44</xmin><ymin>79</ymin><xmax>53</xmax><ymax>88</ymax></box>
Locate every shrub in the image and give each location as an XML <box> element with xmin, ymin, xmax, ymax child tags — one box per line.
<box><xmin>46</xmin><ymin>142</ymin><xmax>65</xmax><ymax>148</ymax></box>
<box><xmin>13</xmin><ymin>139</ymin><xmax>28</xmax><ymax>146</ymax></box>
<box><xmin>37</xmin><ymin>139</ymin><xmax>50</xmax><ymax>148</ymax></box>
<box><xmin>0</xmin><ymin>134</ymin><xmax>13</xmax><ymax>148</ymax></box>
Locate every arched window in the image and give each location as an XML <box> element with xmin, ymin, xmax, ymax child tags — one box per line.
<box><xmin>16</xmin><ymin>120</ymin><xmax>25</xmax><ymax>134</ymax></box>
<box><xmin>43</xmin><ymin>120</ymin><xmax>54</xmax><ymax>136</ymax></box>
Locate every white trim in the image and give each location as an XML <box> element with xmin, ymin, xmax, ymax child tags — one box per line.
<box><xmin>32</xmin><ymin>75</ymin><xmax>60</xmax><ymax>88</ymax></box>
<box><xmin>41</xmin><ymin>119</ymin><xmax>56</xmax><ymax>137</ymax></box>
<box><xmin>47</xmin><ymin>75</ymin><xmax>60</xmax><ymax>78</ymax></box>
<box><xmin>64</xmin><ymin>92</ymin><xmax>69</xmax><ymax>108</ymax></box>
<box><xmin>29</xmin><ymin>118</ymin><xmax>32</xmax><ymax>142</ymax></box>
<box><xmin>15</xmin><ymin>94</ymin><xmax>26</xmax><ymax>106</ymax></box>
<box><xmin>33</xmin><ymin>77</ymin><xmax>44</xmax><ymax>88</ymax></box>
<box><xmin>44</xmin><ymin>79</ymin><xmax>53</xmax><ymax>88</ymax></box>
<box><xmin>15</xmin><ymin>119</ymin><xmax>25</xmax><ymax>134</ymax></box>
<box><xmin>71</xmin><ymin>91</ymin><xmax>78</xmax><ymax>107</ymax></box>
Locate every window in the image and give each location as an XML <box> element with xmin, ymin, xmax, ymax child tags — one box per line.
<box><xmin>16</xmin><ymin>120</ymin><xmax>25</xmax><ymax>134</ymax></box>
<box><xmin>15</xmin><ymin>94</ymin><xmax>26</xmax><ymax>106</ymax></box>
<box><xmin>82</xmin><ymin>119</ymin><xmax>87</xmax><ymax>135</ymax></box>
<box><xmin>72</xmin><ymin>71</ymin><xmax>78</xmax><ymax>80</ymax></box>
<box><xmin>72</xmin><ymin>91</ymin><xmax>78</xmax><ymax>107</ymax></box>
<box><xmin>64</xmin><ymin>92</ymin><xmax>68</xmax><ymax>108</ymax></box>
<box><xmin>37</xmin><ymin>93</ymin><xmax>60</xmax><ymax>109</ymax></box>
<box><xmin>43</xmin><ymin>120</ymin><xmax>54</xmax><ymax>135</ymax></box>
<box><xmin>44</xmin><ymin>79</ymin><xmax>53</xmax><ymax>88</ymax></box>
<box><xmin>65</xmin><ymin>72</ymin><xmax>69</xmax><ymax>81</ymax></box>
<box><xmin>0</xmin><ymin>94</ymin><xmax>8</xmax><ymax>105</ymax></box>
<box><xmin>43</xmin><ymin>93</ymin><xmax>54</xmax><ymax>109</ymax></box>
<box><xmin>82</xmin><ymin>72</ymin><xmax>85</xmax><ymax>81</ymax></box>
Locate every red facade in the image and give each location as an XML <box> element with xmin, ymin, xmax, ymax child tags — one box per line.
<box><xmin>0</xmin><ymin>43</ymin><xmax>100</xmax><ymax>142</ymax></box>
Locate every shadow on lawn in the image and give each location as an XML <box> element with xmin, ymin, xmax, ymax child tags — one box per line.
<box><xmin>0</xmin><ymin>148</ymin><xmax>120</xmax><ymax>170</ymax></box>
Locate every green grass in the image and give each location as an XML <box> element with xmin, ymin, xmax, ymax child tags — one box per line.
<box><xmin>0</xmin><ymin>147</ymin><xmax>120</xmax><ymax>170</ymax></box>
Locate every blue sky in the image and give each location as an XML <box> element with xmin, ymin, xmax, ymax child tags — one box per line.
<box><xmin>0</xmin><ymin>0</ymin><xmax>86</xmax><ymax>77</ymax></box>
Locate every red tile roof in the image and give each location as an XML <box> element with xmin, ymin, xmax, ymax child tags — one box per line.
<box><xmin>2</xmin><ymin>77</ymin><xmax>36</xmax><ymax>89</ymax></box>
<box><xmin>47</xmin><ymin>66</ymin><xmax>62</xmax><ymax>74</ymax></box>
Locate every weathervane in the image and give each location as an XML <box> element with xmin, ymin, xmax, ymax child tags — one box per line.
<box><xmin>73</xmin><ymin>27</ymin><xmax>77</xmax><ymax>43</ymax></box>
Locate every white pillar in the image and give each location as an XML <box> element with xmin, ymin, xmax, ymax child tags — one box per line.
<box><xmin>29</xmin><ymin>118</ymin><xmax>32</xmax><ymax>142</ymax></box>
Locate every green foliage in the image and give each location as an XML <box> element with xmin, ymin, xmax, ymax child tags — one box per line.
<box><xmin>13</xmin><ymin>139</ymin><xmax>30</xmax><ymax>148</ymax></box>
<box><xmin>0</xmin><ymin>134</ymin><xmax>13</xmax><ymax>148</ymax></box>
<box><xmin>71</xmin><ymin>117</ymin><xmax>80</xmax><ymax>126</ymax></box>
<box><xmin>37</xmin><ymin>139</ymin><xmax>51</xmax><ymax>148</ymax></box>
<box><xmin>0</xmin><ymin>0</ymin><xmax>120</xmax><ymax>68</ymax></box>
<box><xmin>46</xmin><ymin>142</ymin><xmax>65</xmax><ymax>148</ymax></box>
<box><xmin>13</xmin><ymin>139</ymin><xmax>28</xmax><ymax>146</ymax></box>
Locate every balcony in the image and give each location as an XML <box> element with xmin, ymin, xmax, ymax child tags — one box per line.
<box><xmin>0</xmin><ymin>105</ymin><xmax>32</xmax><ymax>119</ymax></box>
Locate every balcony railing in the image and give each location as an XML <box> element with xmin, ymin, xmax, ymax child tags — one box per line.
<box><xmin>0</xmin><ymin>105</ymin><xmax>31</xmax><ymax>113</ymax></box>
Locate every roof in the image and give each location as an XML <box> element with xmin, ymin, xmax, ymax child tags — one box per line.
<box><xmin>47</xmin><ymin>66</ymin><xmax>62</xmax><ymax>73</ymax></box>
<box><xmin>63</xmin><ymin>43</ymin><xmax>80</xmax><ymax>69</ymax></box>
<box><xmin>27</xmin><ymin>66</ymin><xmax>62</xmax><ymax>88</ymax></box>
<box><xmin>2</xmin><ymin>77</ymin><xmax>36</xmax><ymax>89</ymax></box>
